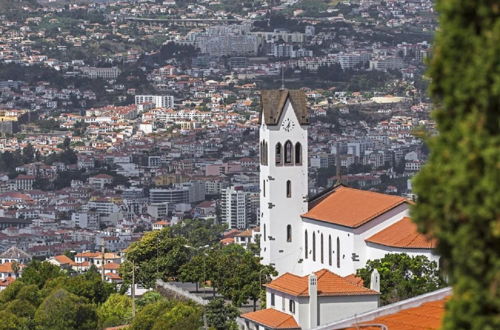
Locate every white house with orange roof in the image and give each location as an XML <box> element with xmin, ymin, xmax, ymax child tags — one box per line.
<box><xmin>240</xmin><ymin>269</ymin><xmax>380</xmax><ymax>330</ymax></box>
<box><xmin>258</xmin><ymin>89</ymin><xmax>438</xmax><ymax>277</ymax></box>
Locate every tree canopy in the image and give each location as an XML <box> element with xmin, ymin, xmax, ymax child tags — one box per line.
<box><xmin>411</xmin><ymin>0</ymin><xmax>500</xmax><ymax>328</ymax></box>
<box><xmin>356</xmin><ymin>253</ymin><xmax>445</xmax><ymax>305</ymax></box>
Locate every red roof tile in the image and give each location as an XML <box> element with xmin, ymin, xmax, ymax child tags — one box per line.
<box><xmin>365</xmin><ymin>217</ymin><xmax>436</xmax><ymax>249</ymax></box>
<box><xmin>241</xmin><ymin>308</ymin><xmax>300</xmax><ymax>329</ymax></box>
<box><xmin>303</xmin><ymin>186</ymin><xmax>408</xmax><ymax>228</ymax></box>
<box><xmin>266</xmin><ymin>269</ymin><xmax>379</xmax><ymax>297</ymax></box>
<box><xmin>344</xmin><ymin>298</ymin><xmax>448</xmax><ymax>330</ymax></box>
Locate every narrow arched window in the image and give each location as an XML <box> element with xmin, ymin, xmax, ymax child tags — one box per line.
<box><xmin>286</xmin><ymin>180</ymin><xmax>291</xmax><ymax>198</ymax></box>
<box><xmin>284</xmin><ymin>141</ymin><xmax>293</xmax><ymax>164</ymax></box>
<box><xmin>263</xmin><ymin>180</ymin><xmax>265</xmax><ymax>197</ymax></box>
<box><xmin>286</xmin><ymin>225</ymin><xmax>292</xmax><ymax>242</ymax></box>
<box><xmin>305</xmin><ymin>230</ymin><xmax>308</xmax><ymax>259</ymax></box>
<box><xmin>295</xmin><ymin>142</ymin><xmax>302</xmax><ymax>165</ymax></box>
<box><xmin>337</xmin><ymin>237</ymin><xmax>341</xmax><ymax>268</ymax></box>
<box><xmin>320</xmin><ymin>234</ymin><xmax>324</xmax><ymax>264</ymax></box>
<box><xmin>275</xmin><ymin>143</ymin><xmax>282</xmax><ymax>165</ymax></box>
<box><xmin>264</xmin><ymin>141</ymin><xmax>268</xmax><ymax>165</ymax></box>
<box><xmin>260</xmin><ymin>141</ymin><xmax>264</xmax><ymax>165</ymax></box>
<box><xmin>328</xmin><ymin>235</ymin><xmax>332</xmax><ymax>266</ymax></box>
<box><xmin>264</xmin><ymin>224</ymin><xmax>266</xmax><ymax>241</ymax></box>
<box><xmin>312</xmin><ymin>232</ymin><xmax>316</xmax><ymax>262</ymax></box>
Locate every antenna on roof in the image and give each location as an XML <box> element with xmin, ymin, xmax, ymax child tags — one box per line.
<box><xmin>280</xmin><ymin>64</ymin><xmax>285</xmax><ymax>90</ymax></box>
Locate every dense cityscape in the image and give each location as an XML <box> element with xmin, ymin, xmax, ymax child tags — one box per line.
<box><xmin>0</xmin><ymin>1</ymin><xmax>496</xmax><ymax>330</ymax></box>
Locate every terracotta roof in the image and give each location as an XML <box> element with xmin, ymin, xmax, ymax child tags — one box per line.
<box><xmin>241</xmin><ymin>308</ymin><xmax>300</xmax><ymax>329</ymax></box>
<box><xmin>343</xmin><ymin>274</ymin><xmax>365</xmax><ymax>287</ymax></box>
<box><xmin>344</xmin><ymin>298</ymin><xmax>448</xmax><ymax>330</ymax></box>
<box><xmin>0</xmin><ymin>276</ymin><xmax>15</xmax><ymax>287</ymax></box>
<box><xmin>0</xmin><ymin>262</ymin><xmax>15</xmax><ymax>273</ymax></box>
<box><xmin>53</xmin><ymin>255</ymin><xmax>75</xmax><ymax>265</ymax></box>
<box><xmin>220</xmin><ymin>237</ymin><xmax>234</xmax><ymax>245</ymax></box>
<box><xmin>366</xmin><ymin>217</ymin><xmax>436</xmax><ymax>249</ymax></box>
<box><xmin>260</xmin><ymin>89</ymin><xmax>309</xmax><ymax>126</ymax></box>
<box><xmin>102</xmin><ymin>262</ymin><xmax>120</xmax><ymax>270</ymax></box>
<box><xmin>266</xmin><ymin>269</ymin><xmax>379</xmax><ymax>297</ymax></box>
<box><xmin>303</xmin><ymin>186</ymin><xmax>408</xmax><ymax>228</ymax></box>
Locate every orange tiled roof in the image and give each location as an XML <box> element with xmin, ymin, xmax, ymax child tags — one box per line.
<box><xmin>303</xmin><ymin>186</ymin><xmax>408</xmax><ymax>228</ymax></box>
<box><xmin>365</xmin><ymin>217</ymin><xmax>436</xmax><ymax>249</ymax></box>
<box><xmin>266</xmin><ymin>269</ymin><xmax>379</xmax><ymax>297</ymax></box>
<box><xmin>0</xmin><ymin>276</ymin><xmax>15</xmax><ymax>287</ymax></box>
<box><xmin>241</xmin><ymin>308</ymin><xmax>300</xmax><ymax>329</ymax></box>
<box><xmin>344</xmin><ymin>298</ymin><xmax>448</xmax><ymax>330</ymax></box>
<box><xmin>0</xmin><ymin>262</ymin><xmax>14</xmax><ymax>273</ymax></box>
<box><xmin>53</xmin><ymin>255</ymin><xmax>75</xmax><ymax>265</ymax></box>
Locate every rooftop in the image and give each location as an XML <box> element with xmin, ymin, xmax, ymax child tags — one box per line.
<box><xmin>266</xmin><ymin>269</ymin><xmax>379</xmax><ymax>297</ymax></box>
<box><xmin>241</xmin><ymin>308</ymin><xmax>300</xmax><ymax>329</ymax></box>
<box><xmin>303</xmin><ymin>186</ymin><xmax>408</xmax><ymax>228</ymax></box>
<box><xmin>365</xmin><ymin>217</ymin><xmax>436</xmax><ymax>249</ymax></box>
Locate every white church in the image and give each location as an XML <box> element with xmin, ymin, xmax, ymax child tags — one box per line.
<box><xmin>240</xmin><ymin>89</ymin><xmax>440</xmax><ymax>330</ymax></box>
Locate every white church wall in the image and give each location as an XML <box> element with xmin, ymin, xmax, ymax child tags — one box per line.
<box><xmin>366</xmin><ymin>242</ymin><xmax>440</xmax><ymax>264</ymax></box>
<box><xmin>301</xmin><ymin>219</ymin><xmax>355</xmax><ymax>276</ymax></box>
<box><xmin>353</xmin><ymin>203</ymin><xmax>410</xmax><ymax>268</ymax></box>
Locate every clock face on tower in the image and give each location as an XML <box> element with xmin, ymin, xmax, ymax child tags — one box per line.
<box><xmin>281</xmin><ymin>118</ymin><xmax>295</xmax><ymax>132</ymax></box>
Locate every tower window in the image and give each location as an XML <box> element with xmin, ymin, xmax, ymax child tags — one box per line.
<box><xmin>321</xmin><ymin>234</ymin><xmax>324</xmax><ymax>264</ymax></box>
<box><xmin>329</xmin><ymin>235</ymin><xmax>332</xmax><ymax>266</ymax></box>
<box><xmin>284</xmin><ymin>141</ymin><xmax>293</xmax><ymax>164</ymax></box>
<box><xmin>295</xmin><ymin>143</ymin><xmax>302</xmax><ymax>165</ymax></box>
<box><xmin>286</xmin><ymin>225</ymin><xmax>292</xmax><ymax>242</ymax></box>
<box><xmin>263</xmin><ymin>180</ymin><xmax>265</xmax><ymax>197</ymax></box>
<box><xmin>305</xmin><ymin>230</ymin><xmax>308</xmax><ymax>259</ymax></box>
<box><xmin>275</xmin><ymin>143</ymin><xmax>282</xmax><ymax>166</ymax></box>
<box><xmin>286</xmin><ymin>180</ymin><xmax>291</xmax><ymax>198</ymax></box>
<box><xmin>289</xmin><ymin>300</ymin><xmax>295</xmax><ymax>314</ymax></box>
<box><xmin>271</xmin><ymin>293</ymin><xmax>275</xmax><ymax>306</ymax></box>
<box><xmin>312</xmin><ymin>232</ymin><xmax>316</xmax><ymax>262</ymax></box>
<box><xmin>264</xmin><ymin>224</ymin><xmax>266</xmax><ymax>241</ymax></box>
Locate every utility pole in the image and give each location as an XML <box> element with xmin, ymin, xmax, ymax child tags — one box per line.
<box><xmin>132</xmin><ymin>261</ymin><xmax>136</xmax><ymax>318</ymax></box>
<box><xmin>101</xmin><ymin>244</ymin><xmax>105</xmax><ymax>282</ymax></box>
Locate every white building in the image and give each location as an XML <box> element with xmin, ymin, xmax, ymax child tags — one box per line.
<box><xmin>221</xmin><ymin>186</ymin><xmax>251</xmax><ymax>229</ymax></box>
<box><xmin>240</xmin><ymin>269</ymin><xmax>380</xmax><ymax>330</ymax></box>
<box><xmin>135</xmin><ymin>95</ymin><xmax>175</xmax><ymax>109</ymax></box>
<box><xmin>258</xmin><ymin>89</ymin><xmax>438</xmax><ymax>278</ymax></box>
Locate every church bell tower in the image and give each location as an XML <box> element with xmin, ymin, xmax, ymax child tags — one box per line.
<box><xmin>259</xmin><ymin>89</ymin><xmax>309</xmax><ymax>275</ymax></box>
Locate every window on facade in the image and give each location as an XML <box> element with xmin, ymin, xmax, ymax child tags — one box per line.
<box><xmin>295</xmin><ymin>143</ymin><xmax>302</xmax><ymax>165</ymax></box>
<box><xmin>271</xmin><ymin>293</ymin><xmax>275</xmax><ymax>306</ymax></box>
<box><xmin>305</xmin><ymin>230</ymin><xmax>308</xmax><ymax>259</ymax></box>
<box><xmin>337</xmin><ymin>237</ymin><xmax>341</xmax><ymax>268</ymax></box>
<box><xmin>312</xmin><ymin>232</ymin><xmax>316</xmax><ymax>261</ymax></box>
<box><xmin>264</xmin><ymin>224</ymin><xmax>266</xmax><ymax>241</ymax></box>
<box><xmin>264</xmin><ymin>141</ymin><xmax>268</xmax><ymax>165</ymax></box>
<box><xmin>286</xmin><ymin>225</ymin><xmax>292</xmax><ymax>242</ymax></box>
<box><xmin>286</xmin><ymin>180</ymin><xmax>291</xmax><ymax>198</ymax></box>
<box><xmin>263</xmin><ymin>180</ymin><xmax>266</xmax><ymax>197</ymax></box>
<box><xmin>321</xmin><ymin>234</ymin><xmax>324</xmax><ymax>264</ymax></box>
<box><xmin>289</xmin><ymin>300</ymin><xmax>295</xmax><ymax>314</ymax></box>
<box><xmin>275</xmin><ymin>143</ymin><xmax>282</xmax><ymax>165</ymax></box>
<box><xmin>329</xmin><ymin>235</ymin><xmax>332</xmax><ymax>266</ymax></box>
<box><xmin>284</xmin><ymin>141</ymin><xmax>293</xmax><ymax>164</ymax></box>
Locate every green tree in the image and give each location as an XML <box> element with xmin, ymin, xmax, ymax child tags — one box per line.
<box><xmin>130</xmin><ymin>300</ymin><xmax>174</xmax><ymax>330</ymax></box>
<box><xmin>205</xmin><ymin>298</ymin><xmax>239</xmax><ymax>330</ymax></box>
<box><xmin>20</xmin><ymin>261</ymin><xmax>63</xmax><ymax>289</ymax></box>
<box><xmin>119</xmin><ymin>228</ymin><xmax>191</xmax><ymax>288</ymax></box>
<box><xmin>34</xmin><ymin>288</ymin><xmax>97</xmax><ymax>330</ymax></box>
<box><xmin>178</xmin><ymin>254</ymin><xmax>207</xmax><ymax>292</ymax></box>
<box><xmin>97</xmin><ymin>293</ymin><xmax>133</xmax><ymax>328</ymax></box>
<box><xmin>170</xmin><ymin>218</ymin><xmax>226</xmax><ymax>248</ymax></box>
<box><xmin>411</xmin><ymin>1</ymin><xmax>500</xmax><ymax>329</ymax></box>
<box><xmin>152</xmin><ymin>302</ymin><xmax>202</xmax><ymax>330</ymax></box>
<box><xmin>356</xmin><ymin>254</ymin><xmax>445</xmax><ymax>305</ymax></box>
<box><xmin>0</xmin><ymin>310</ymin><xmax>25</xmax><ymax>330</ymax></box>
